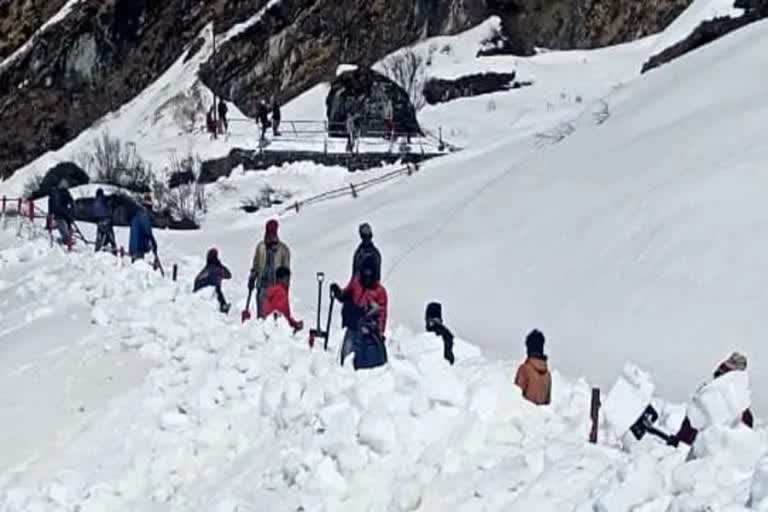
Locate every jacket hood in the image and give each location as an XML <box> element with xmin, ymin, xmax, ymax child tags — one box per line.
<box><xmin>527</xmin><ymin>356</ymin><xmax>549</xmax><ymax>374</ymax></box>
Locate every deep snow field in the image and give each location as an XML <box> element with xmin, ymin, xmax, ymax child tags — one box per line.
<box><xmin>2</xmin><ymin>1</ymin><xmax>768</xmax><ymax>509</ymax></box>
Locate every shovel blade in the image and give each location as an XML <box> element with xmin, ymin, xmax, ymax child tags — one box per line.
<box><xmin>241</xmin><ymin>309</ymin><xmax>252</xmax><ymax>323</ymax></box>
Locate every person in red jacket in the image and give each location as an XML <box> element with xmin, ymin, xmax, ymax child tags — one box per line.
<box><xmin>260</xmin><ymin>266</ymin><xmax>304</xmax><ymax>332</ymax></box>
<box><xmin>331</xmin><ymin>257</ymin><xmax>388</xmax><ymax>369</ymax></box>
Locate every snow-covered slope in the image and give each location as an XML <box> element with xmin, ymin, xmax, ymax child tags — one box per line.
<box><xmin>2</xmin><ymin>9</ymin><xmax>768</xmax><ymax>512</ymax></box>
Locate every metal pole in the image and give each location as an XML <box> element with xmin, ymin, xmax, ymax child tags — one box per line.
<box><xmin>212</xmin><ymin>22</ymin><xmax>218</xmax><ymax>139</ymax></box>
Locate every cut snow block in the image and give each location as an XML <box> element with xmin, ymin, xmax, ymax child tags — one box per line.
<box><xmin>687</xmin><ymin>371</ymin><xmax>750</xmax><ymax>430</ymax></box>
<box><xmin>358</xmin><ymin>409</ymin><xmax>397</xmax><ymax>455</ymax></box>
<box><xmin>603</xmin><ymin>363</ymin><xmax>655</xmax><ymax>436</ymax></box>
<box><xmin>751</xmin><ymin>456</ymin><xmax>768</xmax><ymax>509</ymax></box>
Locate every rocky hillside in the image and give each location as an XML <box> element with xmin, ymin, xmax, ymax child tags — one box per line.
<box><xmin>0</xmin><ymin>0</ymin><xmax>698</xmax><ymax>179</ymax></box>
<box><xmin>0</xmin><ymin>0</ymin><xmax>68</xmax><ymax>60</ymax></box>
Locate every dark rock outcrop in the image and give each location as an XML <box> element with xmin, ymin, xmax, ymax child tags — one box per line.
<box><xmin>423</xmin><ymin>72</ymin><xmax>532</xmax><ymax>105</ymax></box>
<box><xmin>200</xmin><ymin>147</ymin><xmax>440</xmax><ymax>183</ymax></box>
<box><xmin>326</xmin><ymin>68</ymin><xmax>421</xmax><ymax>137</ymax></box>
<box><xmin>490</xmin><ymin>0</ymin><xmax>694</xmax><ymax>56</ymax></box>
<box><xmin>0</xmin><ymin>0</ymin><xmax>69</xmax><ymax>60</ymax></box>
<box><xmin>642</xmin><ymin>1</ymin><xmax>768</xmax><ymax>73</ymax></box>
<box><xmin>30</xmin><ymin>162</ymin><xmax>89</xmax><ymax>200</ymax></box>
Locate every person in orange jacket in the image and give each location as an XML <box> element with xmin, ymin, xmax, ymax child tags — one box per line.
<box><xmin>515</xmin><ymin>329</ymin><xmax>552</xmax><ymax>406</ymax></box>
<box><xmin>260</xmin><ymin>266</ymin><xmax>303</xmax><ymax>332</ymax></box>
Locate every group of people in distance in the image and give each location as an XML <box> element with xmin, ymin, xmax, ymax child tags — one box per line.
<box><xmin>206</xmin><ymin>98</ymin><xmax>282</xmax><ymax>142</ymax></box>
<box><xmin>48</xmin><ymin>180</ymin><xmax>158</xmax><ymax>263</ymax></box>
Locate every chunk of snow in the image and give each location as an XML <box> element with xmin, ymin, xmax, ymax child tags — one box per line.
<box><xmin>603</xmin><ymin>363</ymin><xmax>655</xmax><ymax>436</ymax></box>
<box><xmin>358</xmin><ymin>409</ymin><xmax>397</xmax><ymax>455</ymax></box>
<box><xmin>687</xmin><ymin>371</ymin><xmax>750</xmax><ymax>430</ymax></box>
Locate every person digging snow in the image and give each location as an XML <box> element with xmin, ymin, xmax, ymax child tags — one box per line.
<box><xmin>260</xmin><ymin>266</ymin><xmax>303</xmax><ymax>332</ymax></box>
<box><xmin>331</xmin><ymin>256</ymin><xmax>388</xmax><ymax>370</ymax></box>
<box><xmin>248</xmin><ymin>219</ymin><xmax>291</xmax><ymax>318</ymax></box>
<box><xmin>425</xmin><ymin>302</ymin><xmax>455</xmax><ymax>365</ymax></box>
<box><xmin>129</xmin><ymin>194</ymin><xmax>158</xmax><ymax>262</ymax></box>
<box><xmin>667</xmin><ymin>351</ymin><xmax>754</xmax><ymax>447</ymax></box>
<box><xmin>93</xmin><ymin>188</ymin><xmax>117</xmax><ymax>253</ymax></box>
<box><xmin>515</xmin><ymin>329</ymin><xmax>552</xmax><ymax>406</ymax></box>
<box><xmin>48</xmin><ymin>178</ymin><xmax>75</xmax><ymax>245</ymax></box>
<box><xmin>194</xmin><ymin>247</ymin><xmax>233</xmax><ymax>314</ymax></box>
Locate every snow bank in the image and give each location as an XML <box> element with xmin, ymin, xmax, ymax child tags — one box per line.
<box><xmin>1</xmin><ymin>231</ymin><xmax>766</xmax><ymax>511</ymax></box>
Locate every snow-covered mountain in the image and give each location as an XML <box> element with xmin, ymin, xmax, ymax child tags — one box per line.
<box><xmin>2</xmin><ymin>0</ymin><xmax>768</xmax><ymax>510</ymax></box>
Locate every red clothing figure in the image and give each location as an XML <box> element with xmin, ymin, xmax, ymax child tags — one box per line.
<box><xmin>339</xmin><ymin>274</ymin><xmax>388</xmax><ymax>336</ymax></box>
<box><xmin>260</xmin><ymin>281</ymin><xmax>303</xmax><ymax>331</ymax></box>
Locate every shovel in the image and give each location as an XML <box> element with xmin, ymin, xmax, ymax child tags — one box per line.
<box><xmin>309</xmin><ymin>272</ymin><xmax>325</xmax><ymax>348</ymax></box>
<box><xmin>241</xmin><ymin>288</ymin><xmax>253</xmax><ymax>323</ymax></box>
<box><xmin>629</xmin><ymin>404</ymin><xmax>673</xmax><ymax>443</ymax></box>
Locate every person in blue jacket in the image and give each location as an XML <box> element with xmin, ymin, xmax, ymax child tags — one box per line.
<box><xmin>129</xmin><ymin>194</ymin><xmax>157</xmax><ymax>262</ymax></box>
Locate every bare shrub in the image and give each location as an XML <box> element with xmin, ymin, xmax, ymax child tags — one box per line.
<box><xmin>378</xmin><ymin>49</ymin><xmax>427</xmax><ymax>111</ymax></box>
<box><xmin>22</xmin><ymin>174</ymin><xmax>44</xmax><ymax>199</ymax></box>
<box><xmin>80</xmin><ymin>133</ymin><xmax>151</xmax><ymax>192</ymax></box>
<box><xmin>486</xmin><ymin>99</ymin><xmax>497</xmax><ymax>112</ymax></box>
<box><xmin>534</xmin><ymin>122</ymin><xmax>575</xmax><ymax>148</ymax></box>
<box><xmin>240</xmin><ymin>185</ymin><xmax>292</xmax><ymax>213</ymax></box>
<box><xmin>152</xmin><ymin>153</ymin><xmax>206</xmax><ymax>223</ymax></box>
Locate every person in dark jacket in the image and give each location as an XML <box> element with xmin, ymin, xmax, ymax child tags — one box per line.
<box><xmin>425</xmin><ymin>302</ymin><xmax>455</xmax><ymax>365</ymax></box>
<box><xmin>128</xmin><ymin>195</ymin><xmax>157</xmax><ymax>262</ymax></box>
<box><xmin>271</xmin><ymin>98</ymin><xmax>281</xmax><ymax>136</ymax></box>
<box><xmin>667</xmin><ymin>352</ymin><xmax>753</xmax><ymax>447</ymax></box>
<box><xmin>331</xmin><ymin>256</ymin><xmax>388</xmax><ymax>370</ymax></box>
<box><xmin>218</xmin><ymin>100</ymin><xmax>229</xmax><ymax>134</ymax></box>
<box><xmin>515</xmin><ymin>329</ymin><xmax>552</xmax><ymax>406</ymax></box>
<box><xmin>352</xmin><ymin>222</ymin><xmax>382</xmax><ymax>282</ymax></box>
<box><xmin>257</xmin><ymin>100</ymin><xmax>270</xmax><ymax>141</ymax></box>
<box><xmin>260</xmin><ymin>266</ymin><xmax>303</xmax><ymax>331</ymax></box>
<box><xmin>93</xmin><ymin>188</ymin><xmax>117</xmax><ymax>253</ymax></box>
<box><xmin>48</xmin><ymin>179</ymin><xmax>75</xmax><ymax>245</ymax></box>
<box><xmin>194</xmin><ymin>247</ymin><xmax>232</xmax><ymax>313</ymax></box>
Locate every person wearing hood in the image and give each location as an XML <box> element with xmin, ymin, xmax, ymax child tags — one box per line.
<box><xmin>331</xmin><ymin>256</ymin><xmax>388</xmax><ymax>369</ymax></box>
<box><xmin>248</xmin><ymin>219</ymin><xmax>291</xmax><ymax>317</ymax></box>
<box><xmin>93</xmin><ymin>188</ymin><xmax>117</xmax><ymax>253</ymax></box>
<box><xmin>667</xmin><ymin>352</ymin><xmax>753</xmax><ymax>447</ymax></box>
<box><xmin>351</xmin><ymin>222</ymin><xmax>381</xmax><ymax>282</ymax></box>
<box><xmin>260</xmin><ymin>266</ymin><xmax>303</xmax><ymax>332</ymax></box>
<box><xmin>48</xmin><ymin>179</ymin><xmax>75</xmax><ymax>245</ymax></box>
<box><xmin>194</xmin><ymin>247</ymin><xmax>233</xmax><ymax>313</ymax></box>
<box><xmin>129</xmin><ymin>194</ymin><xmax>158</xmax><ymax>262</ymax></box>
<box><xmin>515</xmin><ymin>329</ymin><xmax>552</xmax><ymax>405</ymax></box>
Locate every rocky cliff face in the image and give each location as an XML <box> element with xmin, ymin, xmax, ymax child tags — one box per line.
<box><xmin>0</xmin><ymin>0</ymin><xmax>68</xmax><ymax>60</ymax></box>
<box><xmin>0</xmin><ymin>0</ymin><xmax>702</xmax><ymax>179</ymax></box>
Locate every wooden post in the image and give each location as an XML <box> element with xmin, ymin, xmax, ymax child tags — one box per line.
<box><xmin>589</xmin><ymin>387</ymin><xmax>601</xmax><ymax>444</ymax></box>
<box><xmin>172</xmin><ymin>264</ymin><xmax>178</xmax><ymax>282</ymax></box>
<box><xmin>1</xmin><ymin>196</ymin><xmax>6</xmax><ymax>214</ymax></box>
<box><xmin>28</xmin><ymin>200</ymin><xmax>34</xmax><ymax>221</ymax></box>
<box><xmin>212</xmin><ymin>22</ymin><xmax>218</xmax><ymax>140</ymax></box>
<box><xmin>349</xmin><ymin>183</ymin><xmax>357</xmax><ymax>198</ymax></box>
<box><xmin>17</xmin><ymin>198</ymin><xmax>22</xmax><ymax>212</ymax></box>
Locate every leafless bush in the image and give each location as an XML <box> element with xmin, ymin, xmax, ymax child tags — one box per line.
<box><xmin>534</xmin><ymin>122</ymin><xmax>575</xmax><ymax>148</ymax></box>
<box><xmin>80</xmin><ymin>132</ymin><xmax>151</xmax><ymax>192</ymax></box>
<box><xmin>152</xmin><ymin>153</ymin><xmax>206</xmax><ymax>223</ymax></box>
<box><xmin>486</xmin><ymin>99</ymin><xmax>497</xmax><ymax>112</ymax></box>
<box><xmin>22</xmin><ymin>174</ymin><xmax>44</xmax><ymax>199</ymax></box>
<box><xmin>379</xmin><ymin>49</ymin><xmax>427</xmax><ymax>111</ymax></box>
<box><xmin>593</xmin><ymin>100</ymin><xmax>610</xmax><ymax>125</ymax></box>
<box><xmin>240</xmin><ymin>185</ymin><xmax>292</xmax><ymax>213</ymax></box>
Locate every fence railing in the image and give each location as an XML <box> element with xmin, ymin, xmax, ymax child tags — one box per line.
<box><xmin>282</xmin><ymin>163</ymin><xmax>421</xmax><ymax>214</ymax></box>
